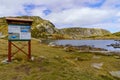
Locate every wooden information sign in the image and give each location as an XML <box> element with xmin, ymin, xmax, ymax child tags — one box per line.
<box><xmin>6</xmin><ymin>18</ymin><xmax>33</xmax><ymax>62</ymax></box>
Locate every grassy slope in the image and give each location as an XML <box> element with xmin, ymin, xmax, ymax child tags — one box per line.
<box><xmin>0</xmin><ymin>39</ymin><xmax>120</xmax><ymax>80</ymax></box>
<box><xmin>113</xmin><ymin>32</ymin><xmax>120</xmax><ymax>37</ymax></box>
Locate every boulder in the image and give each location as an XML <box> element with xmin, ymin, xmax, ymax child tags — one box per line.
<box><xmin>109</xmin><ymin>71</ymin><xmax>120</xmax><ymax>78</ymax></box>
<box><xmin>114</xmin><ymin>56</ymin><xmax>120</xmax><ymax>59</ymax></box>
<box><xmin>91</xmin><ymin>62</ymin><xmax>103</xmax><ymax>69</ymax></box>
<box><xmin>93</xmin><ymin>55</ymin><xmax>101</xmax><ymax>59</ymax></box>
<box><xmin>1</xmin><ymin>59</ymin><xmax>9</xmax><ymax>64</ymax></box>
<box><xmin>48</xmin><ymin>42</ymin><xmax>57</xmax><ymax>47</ymax></box>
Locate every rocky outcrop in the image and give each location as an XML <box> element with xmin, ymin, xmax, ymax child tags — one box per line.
<box><xmin>59</xmin><ymin>27</ymin><xmax>111</xmax><ymax>39</ymax></box>
<box><xmin>91</xmin><ymin>62</ymin><xmax>103</xmax><ymax>70</ymax></box>
<box><xmin>109</xmin><ymin>71</ymin><xmax>120</xmax><ymax>79</ymax></box>
<box><xmin>35</xmin><ymin>20</ymin><xmax>57</xmax><ymax>34</ymax></box>
<box><xmin>31</xmin><ymin>17</ymin><xmax>58</xmax><ymax>38</ymax></box>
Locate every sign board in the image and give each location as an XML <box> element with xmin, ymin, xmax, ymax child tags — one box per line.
<box><xmin>8</xmin><ymin>24</ymin><xmax>31</xmax><ymax>40</ymax></box>
<box><xmin>6</xmin><ymin>18</ymin><xmax>33</xmax><ymax>62</ymax></box>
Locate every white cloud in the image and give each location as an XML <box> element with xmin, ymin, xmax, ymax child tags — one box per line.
<box><xmin>0</xmin><ymin>0</ymin><xmax>31</xmax><ymax>16</ymax></box>
<box><xmin>116</xmin><ymin>11</ymin><xmax>120</xmax><ymax>17</ymax></box>
<box><xmin>0</xmin><ymin>0</ymin><xmax>120</xmax><ymax>32</ymax></box>
<box><xmin>45</xmin><ymin>8</ymin><xmax>115</xmax><ymax>27</ymax></box>
<box><xmin>102</xmin><ymin>0</ymin><xmax>120</xmax><ymax>9</ymax></box>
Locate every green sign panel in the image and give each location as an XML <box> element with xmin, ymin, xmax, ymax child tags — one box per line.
<box><xmin>8</xmin><ymin>24</ymin><xmax>31</xmax><ymax>41</ymax></box>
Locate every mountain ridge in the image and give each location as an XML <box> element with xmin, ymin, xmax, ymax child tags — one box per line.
<box><xmin>0</xmin><ymin>16</ymin><xmax>119</xmax><ymax>39</ymax></box>
<box><xmin>59</xmin><ymin>27</ymin><xmax>111</xmax><ymax>39</ymax></box>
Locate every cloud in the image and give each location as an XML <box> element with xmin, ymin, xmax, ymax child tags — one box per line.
<box><xmin>23</xmin><ymin>4</ymin><xmax>36</xmax><ymax>15</ymax></box>
<box><xmin>0</xmin><ymin>0</ymin><xmax>32</xmax><ymax>16</ymax></box>
<box><xmin>84</xmin><ymin>0</ymin><xmax>105</xmax><ymax>8</ymax></box>
<box><xmin>0</xmin><ymin>0</ymin><xmax>120</xmax><ymax>32</ymax></box>
<box><xmin>101</xmin><ymin>0</ymin><xmax>120</xmax><ymax>9</ymax></box>
<box><xmin>43</xmin><ymin>9</ymin><xmax>52</xmax><ymax>15</ymax></box>
<box><xmin>45</xmin><ymin>8</ymin><xmax>115</xmax><ymax>27</ymax></box>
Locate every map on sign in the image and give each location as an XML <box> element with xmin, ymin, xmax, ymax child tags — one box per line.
<box><xmin>8</xmin><ymin>24</ymin><xmax>31</xmax><ymax>40</ymax></box>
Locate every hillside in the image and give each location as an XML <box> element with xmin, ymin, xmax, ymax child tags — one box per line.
<box><xmin>0</xmin><ymin>16</ymin><xmax>59</xmax><ymax>39</ymax></box>
<box><xmin>0</xmin><ymin>17</ymin><xmax>7</xmax><ymax>35</ymax></box>
<box><xmin>112</xmin><ymin>32</ymin><xmax>120</xmax><ymax>37</ymax></box>
<box><xmin>59</xmin><ymin>27</ymin><xmax>111</xmax><ymax>39</ymax></box>
<box><xmin>0</xmin><ymin>16</ymin><xmax>116</xmax><ymax>39</ymax></box>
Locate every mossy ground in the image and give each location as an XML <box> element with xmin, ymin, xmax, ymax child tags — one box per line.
<box><xmin>0</xmin><ymin>39</ymin><xmax>120</xmax><ymax>80</ymax></box>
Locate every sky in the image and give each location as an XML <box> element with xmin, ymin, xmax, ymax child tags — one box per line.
<box><xmin>0</xmin><ymin>0</ymin><xmax>120</xmax><ymax>33</ymax></box>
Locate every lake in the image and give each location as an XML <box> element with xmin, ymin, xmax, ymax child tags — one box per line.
<box><xmin>43</xmin><ymin>40</ymin><xmax>120</xmax><ymax>51</ymax></box>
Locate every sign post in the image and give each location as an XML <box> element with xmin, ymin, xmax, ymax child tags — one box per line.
<box><xmin>6</xmin><ymin>18</ymin><xmax>33</xmax><ymax>62</ymax></box>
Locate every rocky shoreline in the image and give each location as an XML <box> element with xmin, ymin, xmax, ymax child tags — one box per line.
<box><xmin>48</xmin><ymin>42</ymin><xmax>120</xmax><ymax>56</ymax></box>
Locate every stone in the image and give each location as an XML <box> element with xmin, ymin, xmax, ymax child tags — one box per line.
<box><xmin>0</xmin><ymin>32</ymin><xmax>2</xmax><ymax>36</ymax></box>
<box><xmin>0</xmin><ymin>35</ymin><xmax>5</xmax><ymax>39</ymax></box>
<box><xmin>1</xmin><ymin>59</ymin><xmax>9</xmax><ymax>64</ymax></box>
<box><xmin>48</xmin><ymin>42</ymin><xmax>57</xmax><ymax>47</ymax></box>
<box><xmin>31</xmin><ymin>56</ymin><xmax>35</xmax><ymax>61</ymax></box>
<box><xmin>93</xmin><ymin>55</ymin><xmax>101</xmax><ymax>59</ymax></box>
<box><xmin>91</xmin><ymin>62</ymin><xmax>103</xmax><ymax>69</ymax></box>
<box><xmin>55</xmin><ymin>56</ymin><xmax>59</xmax><ymax>58</ymax></box>
<box><xmin>54</xmin><ymin>56</ymin><xmax>60</xmax><ymax>59</ymax></box>
<box><xmin>39</xmin><ymin>56</ymin><xmax>46</xmax><ymax>59</ymax></box>
<box><xmin>114</xmin><ymin>56</ymin><xmax>120</xmax><ymax>59</ymax></box>
<box><xmin>109</xmin><ymin>71</ymin><xmax>120</xmax><ymax>78</ymax></box>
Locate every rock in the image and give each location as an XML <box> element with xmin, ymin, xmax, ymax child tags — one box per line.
<box><xmin>0</xmin><ymin>35</ymin><xmax>6</xmax><ymax>38</ymax></box>
<box><xmin>63</xmin><ymin>44</ymin><xmax>75</xmax><ymax>52</ymax></box>
<box><xmin>39</xmin><ymin>40</ymin><xmax>42</xmax><ymax>43</ymax></box>
<box><xmin>48</xmin><ymin>42</ymin><xmax>57</xmax><ymax>47</ymax></box>
<box><xmin>1</xmin><ymin>59</ymin><xmax>9</xmax><ymax>64</ymax></box>
<box><xmin>91</xmin><ymin>62</ymin><xmax>103</xmax><ymax>69</ymax></box>
<box><xmin>31</xmin><ymin>56</ymin><xmax>35</xmax><ymax>61</ymax></box>
<box><xmin>93</xmin><ymin>55</ymin><xmax>101</xmax><ymax>59</ymax></box>
<box><xmin>59</xmin><ymin>27</ymin><xmax>111</xmax><ymax>39</ymax></box>
<box><xmin>75</xmin><ymin>57</ymin><xmax>86</xmax><ymax>61</ymax></box>
<box><xmin>0</xmin><ymin>32</ymin><xmax>2</xmax><ymax>36</ymax></box>
<box><xmin>39</xmin><ymin>56</ymin><xmax>46</xmax><ymax>59</ymax></box>
<box><xmin>114</xmin><ymin>56</ymin><xmax>120</xmax><ymax>59</ymax></box>
<box><xmin>54</xmin><ymin>56</ymin><xmax>60</xmax><ymax>59</ymax></box>
<box><xmin>109</xmin><ymin>71</ymin><xmax>120</xmax><ymax>78</ymax></box>
<box><xmin>55</xmin><ymin>56</ymin><xmax>59</xmax><ymax>58</ymax></box>
<box><xmin>64</xmin><ymin>47</ymin><xmax>74</xmax><ymax>52</ymax></box>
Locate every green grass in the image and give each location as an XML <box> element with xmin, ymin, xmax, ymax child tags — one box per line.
<box><xmin>0</xmin><ymin>39</ymin><xmax>120</xmax><ymax>80</ymax></box>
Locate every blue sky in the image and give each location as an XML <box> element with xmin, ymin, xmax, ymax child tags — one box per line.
<box><xmin>0</xmin><ymin>0</ymin><xmax>120</xmax><ymax>33</ymax></box>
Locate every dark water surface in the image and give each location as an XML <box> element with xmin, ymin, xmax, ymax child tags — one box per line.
<box><xmin>43</xmin><ymin>40</ymin><xmax>120</xmax><ymax>51</ymax></box>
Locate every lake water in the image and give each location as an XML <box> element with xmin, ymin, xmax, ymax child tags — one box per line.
<box><xmin>44</xmin><ymin>40</ymin><xmax>120</xmax><ymax>51</ymax></box>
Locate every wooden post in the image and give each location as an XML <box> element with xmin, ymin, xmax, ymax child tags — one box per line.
<box><xmin>28</xmin><ymin>40</ymin><xmax>31</xmax><ymax>60</ymax></box>
<box><xmin>8</xmin><ymin>41</ymin><xmax>12</xmax><ymax>62</ymax></box>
